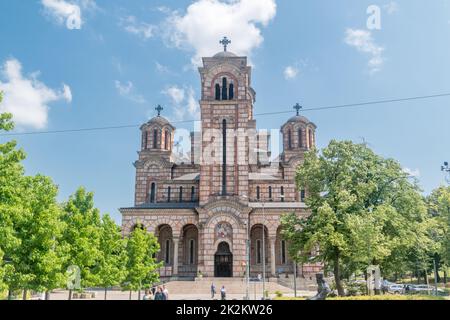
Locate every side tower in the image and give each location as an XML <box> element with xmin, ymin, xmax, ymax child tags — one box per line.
<box><xmin>198</xmin><ymin>39</ymin><xmax>256</xmax><ymax>206</ymax></box>
<box><xmin>134</xmin><ymin>107</ymin><xmax>175</xmax><ymax>206</ymax></box>
<box><xmin>280</xmin><ymin>103</ymin><xmax>317</xmax><ymax>201</ymax></box>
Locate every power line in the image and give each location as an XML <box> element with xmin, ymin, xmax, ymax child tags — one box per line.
<box><xmin>1</xmin><ymin>92</ymin><xmax>449</xmax><ymax>137</ymax></box>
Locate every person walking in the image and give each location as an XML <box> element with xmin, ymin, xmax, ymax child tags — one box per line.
<box><xmin>142</xmin><ymin>289</ymin><xmax>153</xmax><ymax>301</ymax></box>
<box><xmin>163</xmin><ymin>285</ymin><xmax>169</xmax><ymax>300</ymax></box>
<box><xmin>220</xmin><ymin>286</ymin><xmax>226</xmax><ymax>301</ymax></box>
<box><xmin>154</xmin><ymin>287</ymin><xmax>166</xmax><ymax>300</ymax></box>
<box><xmin>211</xmin><ymin>283</ymin><xmax>216</xmax><ymax>299</ymax></box>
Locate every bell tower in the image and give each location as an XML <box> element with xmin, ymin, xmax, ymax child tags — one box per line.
<box><xmin>198</xmin><ymin>37</ymin><xmax>256</xmax><ymax>206</ymax></box>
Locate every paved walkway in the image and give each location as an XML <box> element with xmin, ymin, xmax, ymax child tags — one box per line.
<box><xmin>43</xmin><ymin>289</ymin><xmax>316</xmax><ymax>301</ymax></box>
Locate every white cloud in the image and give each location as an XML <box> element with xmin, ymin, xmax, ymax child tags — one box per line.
<box><xmin>115</xmin><ymin>80</ymin><xmax>146</xmax><ymax>104</ymax></box>
<box><xmin>403</xmin><ymin>167</ymin><xmax>421</xmax><ymax>178</ymax></box>
<box><xmin>344</xmin><ymin>28</ymin><xmax>385</xmax><ymax>74</ymax></box>
<box><xmin>155</xmin><ymin>62</ymin><xmax>171</xmax><ymax>75</ymax></box>
<box><xmin>162</xmin><ymin>85</ymin><xmax>199</xmax><ymax>120</ymax></box>
<box><xmin>284</xmin><ymin>65</ymin><xmax>299</xmax><ymax>80</ymax></box>
<box><xmin>162</xmin><ymin>0</ymin><xmax>277</xmax><ymax>65</ymax></box>
<box><xmin>120</xmin><ymin>16</ymin><xmax>156</xmax><ymax>40</ymax></box>
<box><xmin>163</xmin><ymin>85</ymin><xmax>185</xmax><ymax>104</ymax></box>
<box><xmin>383</xmin><ymin>2</ymin><xmax>399</xmax><ymax>15</ymax></box>
<box><xmin>0</xmin><ymin>58</ymin><xmax>72</xmax><ymax>129</ymax></box>
<box><xmin>41</xmin><ymin>0</ymin><xmax>96</xmax><ymax>30</ymax></box>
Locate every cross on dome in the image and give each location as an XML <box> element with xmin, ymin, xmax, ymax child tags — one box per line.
<box><xmin>155</xmin><ymin>105</ymin><xmax>163</xmax><ymax>117</ymax></box>
<box><xmin>294</xmin><ymin>103</ymin><xmax>303</xmax><ymax>116</ymax></box>
<box><xmin>220</xmin><ymin>36</ymin><xmax>231</xmax><ymax>52</ymax></box>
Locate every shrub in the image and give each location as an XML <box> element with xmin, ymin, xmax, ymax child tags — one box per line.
<box><xmin>274</xmin><ymin>291</ymin><xmax>283</xmax><ymax>298</ymax></box>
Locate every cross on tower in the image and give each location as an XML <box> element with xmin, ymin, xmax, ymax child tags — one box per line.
<box><xmin>220</xmin><ymin>36</ymin><xmax>231</xmax><ymax>52</ymax></box>
<box><xmin>294</xmin><ymin>103</ymin><xmax>303</xmax><ymax>116</ymax></box>
<box><xmin>155</xmin><ymin>105</ymin><xmax>163</xmax><ymax>117</ymax></box>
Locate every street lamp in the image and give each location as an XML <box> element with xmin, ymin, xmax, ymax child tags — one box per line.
<box><xmin>442</xmin><ymin>162</ymin><xmax>450</xmax><ymax>184</ymax></box>
<box><xmin>262</xmin><ymin>199</ymin><xmax>266</xmax><ymax>300</ymax></box>
<box><xmin>241</xmin><ymin>194</ymin><xmax>251</xmax><ymax>300</ymax></box>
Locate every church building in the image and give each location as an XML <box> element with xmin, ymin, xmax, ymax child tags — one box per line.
<box><xmin>120</xmin><ymin>38</ymin><xmax>321</xmax><ymax>279</ymax></box>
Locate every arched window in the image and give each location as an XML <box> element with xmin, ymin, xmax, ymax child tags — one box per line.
<box><xmin>164</xmin><ymin>130</ymin><xmax>169</xmax><ymax>150</ymax></box>
<box><xmin>281</xmin><ymin>240</ymin><xmax>287</xmax><ymax>264</ymax></box>
<box><xmin>229</xmin><ymin>83</ymin><xmax>234</xmax><ymax>100</ymax></box>
<box><xmin>143</xmin><ymin>131</ymin><xmax>148</xmax><ymax>149</ymax></box>
<box><xmin>165</xmin><ymin>239</ymin><xmax>170</xmax><ymax>264</ymax></box>
<box><xmin>256</xmin><ymin>186</ymin><xmax>261</xmax><ymax>201</ymax></box>
<box><xmin>288</xmin><ymin>129</ymin><xmax>292</xmax><ymax>150</ymax></box>
<box><xmin>298</xmin><ymin>128</ymin><xmax>303</xmax><ymax>148</ymax></box>
<box><xmin>281</xmin><ymin>186</ymin><xmax>285</xmax><ymax>202</ymax></box>
<box><xmin>221</xmin><ymin>77</ymin><xmax>228</xmax><ymax>100</ymax></box>
<box><xmin>149</xmin><ymin>183</ymin><xmax>156</xmax><ymax>203</ymax></box>
<box><xmin>191</xmin><ymin>186</ymin><xmax>195</xmax><ymax>202</ymax></box>
<box><xmin>256</xmin><ymin>239</ymin><xmax>262</xmax><ymax>264</ymax></box>
<box><xmin>222</xmin><ymin>119</ymin><xmax>227</xmax><ymax>196</ymax></box>
<box><xmin>167</xmin><ymin>187</ymin><xmax>171</xmax><ymax>203</ymax></box>
<box><xmin>268</xmin><ymin>186</ymin><xmax>272</xmax><ymax>200</ymax></box>
<box><xmin>309</xmin><ymin>129</ymin><xmax>313</xmax><ymax>148</ymax></box>
<box><xmin>189</xmin><ymin>239</ymin><xmax>195</xmax><ymax>265</ymax></box>
<box><xmin>300</xmin><ymin>189</ymin><xmax>306</xmax><ymax>202</ymax></box>
<box><xmin>215</xmin><ymin>83</ymin><xmax>221</xmax><ymax>100</ymax></box>
<box><xmin>179</xmin><ymin>186</ymin><xmax>183</xmax><ymax>202</ymax></box>
<box><xmin>153</xmin><ymin>129</ymin><xmax>158</xmax><ymax>149</ymax></box>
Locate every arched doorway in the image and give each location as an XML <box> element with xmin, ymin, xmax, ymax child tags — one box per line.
<box><xmin>214</xmin><ymin>242</ymin><xmax>233</xmax><ymax>277</ymax></box>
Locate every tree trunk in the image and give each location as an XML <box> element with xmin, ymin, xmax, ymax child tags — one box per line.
<box><xmin>138</xmin><ymin>290</ymin><xmax>141</xmax><ymax>301</ymax></box>
<box><xmin>444</xmin><ymin>269</ymin><xmax>448</xmax><ymax>285</ymax></box>
<box><xmin>68</xmin><ymin>289</ymin><xmax>73</xmax><ymax>300</ymax></box>
<box><xmin>45</xmin><ymin>291</ymin><xmax>51</xmax><ymax>300</ymax></box>
<box><xmin>129</xmin><ymin>290</ymin><xmax>132</xmax><ymax>301</ymax></box>
<box><xmin>22</xmin><ymin>289</ymin><xmax>27</xmax><ymax>300</ymax></box>
<box><xmin>333</xmin><ymin>257</ymin><xmax>345</xmax><ymax>296</ymax></box>
<box><xmin>8</xmin><ymin>290</ymin><xmax>13</xmax><ymax>300</ymax></box>
<box><xmin>104</xmin><ymin>288</ymin><xmax>108</xmax><ymax>300</ymax></box>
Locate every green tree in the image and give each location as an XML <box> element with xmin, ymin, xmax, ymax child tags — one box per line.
<box><xmin>427</xmin><ymin>186</ymin><xmax>450</xmax><ymax>282</ymax></box>
<box><xmin>95</xmin><ymin>214</ymin><xmax>128</xmax><ymax>300</ymax></box>
<box><xmin>0</xmin><ymin>92</ymin><xmax>27</xmax><ymax>299</ymax></box>
<box><xmin>281</xmin><ymin>140</ymin><xmax>428</xmax><ymax>296</ymax></box>
<box><xmin>62</xmin><ymin>187</ymin><xmax>102</xmax><ymax>299</ymax></box>
<box><xmin>9</xmin><ymin>175</ymin><xmax>68</xmax><ymax>300</ymax></box>
<box><xmin>124</xmin><ymin>227</ymin><xmax>161</xmax><ymax>300</ymax></box>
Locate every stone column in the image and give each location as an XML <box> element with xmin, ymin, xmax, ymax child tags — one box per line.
<box><xmin>173</xmin><ymin>238</ymin><xmax>179</xmax><ymax>276</ymax></box>
<box><xmin>270</xmin><ymin>238</ymin><xmax>276</xmax><ymax>277</ymax></box>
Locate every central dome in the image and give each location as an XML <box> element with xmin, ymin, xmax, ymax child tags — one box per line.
<box><xmin>213</xmin><ymin>51</ymin><xmax>237</xmax><ymax>58</ymax></box>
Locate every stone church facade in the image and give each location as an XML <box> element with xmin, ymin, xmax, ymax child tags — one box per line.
<box><xmin>120</xmin><ymin>44</ymin><xmax>321</xmax><ymax>279</ymax></box>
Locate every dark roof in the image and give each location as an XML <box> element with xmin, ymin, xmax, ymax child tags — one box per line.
<box><xmin>213</xmin><ymin>51</ymin><xmax>238</xmax><ymax>58</ymax></box>
<box><xmin>121</xmin><ymin>202</ymin><xmax>199</xmax><ymax>210</ymax></box>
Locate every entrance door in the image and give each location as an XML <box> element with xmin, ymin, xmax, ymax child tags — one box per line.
<box><xmin>214</xmin><ymin>242</ymin><xmax>233</xmax><ymax>277</ymax></box>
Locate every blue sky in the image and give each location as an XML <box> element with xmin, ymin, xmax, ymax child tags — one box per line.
<box><xmin>1</xmin><ymin>0</ymin><xmax>450</xmax><ymax>222</ymax></box>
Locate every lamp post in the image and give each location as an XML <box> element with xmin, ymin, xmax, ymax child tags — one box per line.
<box><xmin>241</xmin><ymin>195</ymin><xmax>251</xmax><ymax>300</ymax></box>
<box><xmin>262</xmin><ymin>200</ymin><xmax>266</xmax><ymax>300</ymax></box>
<box><xmin>442</xmin><ymin>162</ymin><xmax>450</xmax><ymax>184</ymax></box>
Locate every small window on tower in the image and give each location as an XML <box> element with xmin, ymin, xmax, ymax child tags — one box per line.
<box><xmin>149</xmin><ymin>183</ymin><xmax>156</xmax><ymax>203</ymax></box>
<box><xmin>229</xmin><ymin>83</ymin><xmax>234</xmax><ymax>100</ymax></box>
<box><xmin>167</xmin><ymin>187</ymin><xmax>171</xmax><ymax>203</ymax></box>
<box><xmin>215</xmin><ymin>83</ymin><xmax>221</xmax><ymax>100</ymax></box>
<box><xmin>143</xmin><ymin>131</ymin><xmax>148</xmax><ymax>149</ymax></box>
<box><xmin>153</xmin><ymin>129</ymin><xmax>158</xmax><ymax>149</ymax></box>
<box><xmin>222</xmin><ymin>77</ymin><xmax>228</xmax><ymax>100</ymax></box>
<box><xmin>191</xmin><ymin>186</ymin><xmax>195</xmax><ymax>202</ymax></box>
<box><xmin>298</xmin><ymin>128</ymin><xmax>303</xmax><ymax>148</ymax></box>
<box><xmin>288</xmin><ymin>129</ymin><xmax>292</xmax><ymax>150</ymax></box>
